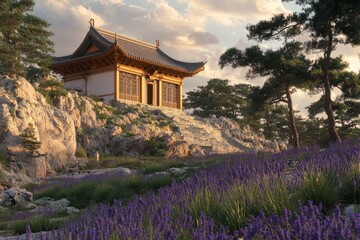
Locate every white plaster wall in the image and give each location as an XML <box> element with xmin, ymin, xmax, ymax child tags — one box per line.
<box><xmin>64</xmin><ymin>79</ymin><xmax>85</xmax><ymax>92</ymax></box>
<box><xmin>87</xmin><ymin>71</ymin><xmax>114</xmax><ymax>98</ymax></box>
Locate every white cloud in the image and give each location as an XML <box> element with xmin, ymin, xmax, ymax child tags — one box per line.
<box><xmin>34</xmin><ymin>0</ymin><xmax>105</xmax><ymax>55</ymax></box>
<box><xmin>32</xmin><ymin>0</ymin><xmax>360</xmax><ymax>117</ymax></box>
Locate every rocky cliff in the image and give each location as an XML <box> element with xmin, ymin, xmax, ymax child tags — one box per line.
<box><xmin>0</xmin><ymin>75</ymin><xmax>285</xmax><ymax>187</ymax></box>
<box><xmin>0</xmin><ymin>76</ymin><xmax>76</xmax><ymax>182</ymax></box>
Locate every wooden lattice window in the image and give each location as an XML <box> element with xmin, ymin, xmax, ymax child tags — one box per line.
<box><xmin>162</xmin><ymin>82</ymin><xmax>179</xmax><ymax>108</ymax></box>
<box><xmin>119</xmin><ymin>71</ymin><xmax>140</xmax><ymax>102</ymax></box>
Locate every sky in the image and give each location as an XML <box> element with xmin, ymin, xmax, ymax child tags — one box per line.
<box><xmin>33</xmin><ymin>0</ymin><xmax>360</xmax><ymax>116</ymax></box>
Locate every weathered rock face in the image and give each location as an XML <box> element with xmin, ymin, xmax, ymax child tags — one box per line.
<box><xmin>0</xmin><ymin>76</ymin><xmax>76</xmax><ymax>179</ymax></box>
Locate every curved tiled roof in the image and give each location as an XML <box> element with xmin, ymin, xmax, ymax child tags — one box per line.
<box><xmin>53</xmin><ymin>27</ymin><xmax>206</xmax><ymax>74</ymax></box>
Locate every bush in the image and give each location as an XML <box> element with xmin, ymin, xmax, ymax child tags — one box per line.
<box><xmin>0</xmin><ymin>153</ymin><xmax>9</xmax><ymax>167</ymax></box>
<box><xmin>338</xmin><ymin>163</ymin><xmax>360</xmax><ymax>205</ymax></box>
<box><xmin>144</xmin><ymin>137</ymin><xmax>168</xmax><ymax>157</ymax></box>
<box><xmin>76</xmin><ymin>146</ymin><xmax>87</xmax><ymax>158</ymax></box>
<box><xmin>297</xmin><ymin>170</ymin><xmax>338</xmax><ymax>213</ymax></box>
<box><xmin>37</xmin><ymin>79</ymin><xmax>68</xmax><ymax>106</ymax></box>
<box><xmin>19</xmin><ymin>123</ymin><xmax>43</xmax><ymax>157</ymax></box>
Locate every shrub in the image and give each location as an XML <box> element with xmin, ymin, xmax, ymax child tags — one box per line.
<box><xmin>297</xmin><ymin>170</ymin><xmax>339</xmax><ymax>213</ymax></box>
<box><xmin>338</xmin><ymin>163</ymin><xmax>360</xmax><ymax>205</ymax></box>
<box><xmin>0</xmin><ymin>153</ymin><xmax>9</xmax><ymax>167</ymax></box>
<box><xmin>144</xmin><ymin>137</ymin><xmax>168</xmax><ymax>157</ymax></box>
<box><xmin>19</xmin><ymin>123</ymin><xmax>43</xmax><ymax>157</ymax></box>
<box><xmin>75</xmin><ymin>146</ymin><xmax>87</xmax><ymax>158</ymax></box>
<box><xmin>189</xmin><ymin>186</ymin><xmax>220</xmax><ymax>226</ymax></box>
<box><xmin>37</xmin><ymin>79</ymin><xmax>68</xmax><ymax>106</ymax></box>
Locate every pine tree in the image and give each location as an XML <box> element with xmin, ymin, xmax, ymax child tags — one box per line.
<box><xmin>0</xmin><ymin>0</ymin><xmax>54</xmax><ymax>80</ymax></box>
<box><xmin>246</xmin><ymin>0</ymin><xmax>360</xmax><ymax>143</ymax></box>
<box><xmin>19</xmin><ymin>123</ymin><xmax>42</xmax><ymax>157</ymax></box>
<box><xmin>220</xmin><ymin>42</ymin><xmax>311</xmax><ymax>148</ymax></box>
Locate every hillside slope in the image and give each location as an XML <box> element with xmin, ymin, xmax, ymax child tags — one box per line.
<box><xmin>0</xmin><ymin>75</ymin><xmax>283</xmax><ymax>186</ymax></box>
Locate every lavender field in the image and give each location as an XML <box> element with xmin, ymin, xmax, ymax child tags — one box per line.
<box><xmin>29</xmin><ymin>139</ymin><xmax>360</xmax><ymax>239</ymax></box>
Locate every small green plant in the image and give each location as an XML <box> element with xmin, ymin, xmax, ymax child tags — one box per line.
<box><xmin>297</xmin><ymin>170</ymin><xmax>338</xmax><ymax>213</ymax></box>
<box><xmin>338</xmin><ymin>163</ymin><xmax>360</xmax><ymax>205</ymax></box>
<box><xmin>0</xmin><ymin>153</ymin><xmax>9</xmax><ymax>167</ymax></box>
<box><xmin>124</xmin><ymin>105</ymin><xmax>138</xmax><ymax>114</ymax></box>
<box><xmin>124</xmin><ymin>131</ymin><xmax>135</xmax><ymax>137</ymax></box>
<box><xmin>144</xmin><ymin>137</ymin><xmax>168</xmax><ymax>157</ymax></box>
<box><xmin>169</xmin><ymin>123</ymin><xmax>180</xmax><ymax>132</ymax></box>
<box><xmin>37</xmin><ymin>79</ymin><xmax>68</xmax><ymax>106</ymax></box>
<box><xmin>0</xmin><ymin>170</ymin><xmax>4</xmax><ymax>180</ymax></box>
<box><xmin>217</xmin><ymin>184</ymin><xmax>249</xmax><ymax>231</ymax></box>
<box><xmin>93</xmin><ymin>104</ymin><xmax>110</xmax><ymax>121</ymax></box>
<box><xmin>189</xmin><ymin>186</ymin><xmax>220</xmax><ymax>226</ymax></box>
<box><xmin>76</xmin><ymin>146</ymin><xmax>87</xmax><ymax>158</ymax></box>
<box><xmin>20</xmin><ymin>182</ymin><xmax>40</xmax><ymax>191</ymax></box>
<box><xmin>19</xmin><ymin>123</ymin><xmax>43</xmax><ymax>157</ymax></box>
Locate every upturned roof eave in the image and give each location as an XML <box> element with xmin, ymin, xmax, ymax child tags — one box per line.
<box><xmin>51</xmin><ymin>27</ymin><xmax>206</xmax><ymax>76</ymax></box>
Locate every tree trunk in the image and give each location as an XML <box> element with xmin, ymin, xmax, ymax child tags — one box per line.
<box><xmin>285</xmin><ymin>84</ymin><xmax>300</xmax><ymax>148</ymax></box>
<box><xmin>323</xmin><ymin>33</ymin><xmax>341</xmax><ymax>143</ymax></box>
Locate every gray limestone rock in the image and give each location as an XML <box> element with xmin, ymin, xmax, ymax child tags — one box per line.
<box><xmin>0</xmin><ymin>187</ymin><xmax>35</xmax><ymax>208</ymax></box>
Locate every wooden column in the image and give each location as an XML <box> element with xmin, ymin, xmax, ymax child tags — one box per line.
<box><xmin>179</xmin><ymin>81</ymin><xmax>183</xmax><ymax>110</ymax></box>
<box><xmin>84</xmin><ymin>74</ymin><xmax>88</xmax><ymax>95</ymax></box>
<box><xmin>114</xmin><ymin>65</ymin><xmax>119</xmax><ymax>100</ymax></box>
<box><xmin>158</xmin><ymin>80</ymin><xmax>162</xmax><ymax>107</ymax></box>
<box><xmin>141</xmin><ymin>75</ymin><xmax>147</xmax><ymax>104</ymax></box>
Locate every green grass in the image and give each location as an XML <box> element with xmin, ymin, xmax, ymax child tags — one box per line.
<box><xmin>31</xmin><ymin>155</ymin><xmax>227</xmax><ymax>211</ymax></box>
<box><xmin>12</xmin><ymin>215</ymin><xmax>62</xmax><ymax>235</ymax></box>
<box><xmin>85</xmin><ymin>155</ymin><xmax>223</xmax><ymax>174</ymax></box>
<box><xmin>85</xmin><ymin>156</ymin><xmax>164</xmax><ymax>170</ymax></box>
<box><xmin>34</xmin><ymin>174</ymin><xmax>173</xmax><ymax>209</ymax></box>
<box><xmin>188</xmin><ymin>174</ymin><xmax>296</xmax><ymax>232</ymax></box>
<box><xmin>297</xmin><ymin>170</ymin><xmax>339</xmax><ymax>213</ymax></box>
<box><xmin>338</xmin><ymin>163</ymin><xmax>360</xmax><ymax>205</ymax></box>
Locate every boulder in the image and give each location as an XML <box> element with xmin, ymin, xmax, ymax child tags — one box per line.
<box><xmin>33</xmin><ymin>197</ymin><xmax>80</xmax><ymax>215</ymax></box>
<box><xmin>165</xmin><ymin>141</ymin><xmax>189</xmax><ymax>158</ymax></box>
<box><xmin>189</xmin><ymin>144</ymin><xmax>213</xmax><ymax>156</ymax></box>
<box><xmin>0</xmin><ymin>187</ymin><xmax>35</xmax><ymax>208</ymax></box>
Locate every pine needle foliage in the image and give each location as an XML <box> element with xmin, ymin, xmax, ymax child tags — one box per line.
<box><xmin>0</xmin><ymin>0</ymin><xmax>54</xmax><ymax>81</ymax></box>
<box><xmin>19</xmin><ymin>123</ymin><xmax>42</xmax><ymax>157</ymax></box>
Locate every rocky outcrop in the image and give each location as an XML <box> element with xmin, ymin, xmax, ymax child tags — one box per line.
<box><xmin>0</xmin><ymin>75</ymin><xmax>284</xmax><ymax>187</ymax></box>
<box><xmin>160</xmin><ymin>108</ymin><xmax>286</xmax><ymax>154</ymax></box>
<box><xmin>0</xmin><ymin>76</ymin><xmax>77</xmax><ymax>180</ymax></box>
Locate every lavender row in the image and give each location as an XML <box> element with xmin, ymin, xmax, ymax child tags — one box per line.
<box><xmin>26</xmin><ymin>138</ymin><xmax>360</xmax><ymax>239</ymax></box>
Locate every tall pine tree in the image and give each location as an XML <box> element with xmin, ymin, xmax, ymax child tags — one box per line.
<box><xmin>246</xmin><ymin>0</ymin><xmax>360</xmax><ymax>143</ymax></box>
<box><xmin>220</xmin><ymin>42</ymin><xmax>311</xmax><ymax>147</ymax></box>
<box><xmin>0</xmin><ymin>0</ymin><xmax>54</xmax><ymax>80</ymax></box>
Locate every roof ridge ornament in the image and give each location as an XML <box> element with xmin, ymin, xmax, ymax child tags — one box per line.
<box><xmin>89</xmin><ymin>18</ymin><xmax>95</xmax><ymax>28</ymax></box>
<box><xmin>155</xmin><ymin>40</ymin><xmax>160</xmax><ymax>48</ymax></box>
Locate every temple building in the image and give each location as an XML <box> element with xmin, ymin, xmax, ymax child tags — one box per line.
<box><xmin>51</xmin><ymin>20</ymin><xmax>206</xmax><ymax>109</ymax></box>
